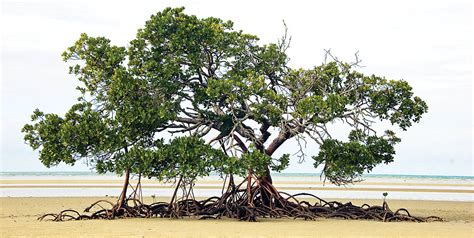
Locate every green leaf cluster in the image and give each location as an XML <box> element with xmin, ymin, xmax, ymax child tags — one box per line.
<box><xmin>313</xmin><ymin>130</ymin><xmax>401</xmax><ymax>185</ymax></box>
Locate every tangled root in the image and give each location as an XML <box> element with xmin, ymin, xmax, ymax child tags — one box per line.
<box><xmin>38</xmin><ymin>199</ymin><xmax>152</xmax><ymax>221</ymax></box>
<box><xmin>38</xmin><ymin>184</ymin><xmax>442</xmax><ymax>222</ymax></box>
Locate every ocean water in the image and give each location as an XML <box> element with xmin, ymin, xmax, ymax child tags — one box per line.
<box><xmin>1</xmin><ymin>171</ymin><xmax>473</xmax><ymax>179</ymax></box>
<box><xmin>1</xmin><ymin>172</ymin><xmax>472</xmax><ymax>201</ymax></box>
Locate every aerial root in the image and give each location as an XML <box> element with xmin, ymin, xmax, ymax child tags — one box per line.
<box><xmin>38</xmin><ymin>184</ymin><xmax>443</xmax><ymax>222</ymax></box>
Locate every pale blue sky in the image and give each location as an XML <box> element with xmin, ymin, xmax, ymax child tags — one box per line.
<box><xmin>1</xmin><ymin>0</ymin><xmax>472</xmax><ymax>175</ymax></box>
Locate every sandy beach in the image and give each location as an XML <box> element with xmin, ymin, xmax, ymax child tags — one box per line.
<box><xmin>0</xmin><ymin>196</ymin><xmax>472</xmax><ymax>237</ymax></box>
<box><xmin>1</xmin><ymin>175</ymin><xmax>472</xmax><ymax>237</ymax></box>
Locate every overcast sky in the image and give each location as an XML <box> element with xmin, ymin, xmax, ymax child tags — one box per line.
<box><xmin>1</xmin><ymin>0</ymin><xmax>472</xmax><ymax>175</ymax></box>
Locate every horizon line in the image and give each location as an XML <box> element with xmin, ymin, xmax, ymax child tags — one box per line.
<box><xmin>0</xmin><ymin>171</ymin><xmax>473</xmax><ymax>178</ymax></box>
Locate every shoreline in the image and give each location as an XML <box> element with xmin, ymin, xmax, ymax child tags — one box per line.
<box><xmin>1</xmin><ymin>179</ymin><xmax>473</xmax><ymax>187</ymax></box>
<box><xmin>2</xmin><ymin>178</ymin><xmax>472</xmax><ymax>202</ymax></box>
<box><xmin>1</xmin><ymin>196</ymin><xmax>472</xmax><ymax>237</ymax></box>
<box><xmin>1</xmin><ymin>184</ymin><xmax>472</xmax><ymax>194</ymax></box>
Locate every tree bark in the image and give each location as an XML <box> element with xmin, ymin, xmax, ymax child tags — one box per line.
<box><xmin>261</xmin><ymin>166</ymin><xmax>273</xmax><ymax>184</ymax></box>
<box><xmin>117</xmin><ymin>167</ymin><xmax>130</xmax><ymax>208</ymax></box>
<box><xmin>170</xmin><ymin>175</ymin><xmax>183</xmax><ymax>206</ymax></box>
<box><xmin>261</xmin><ymin>129</ymin><xmax>297</xmax><ymax>184</ymax></box>
<box><xmin>265</xmin><ymin>131</ymin><xmax>291</xmax><ymax>156</ymax></box>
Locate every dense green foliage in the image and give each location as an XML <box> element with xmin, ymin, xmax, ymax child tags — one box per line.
<box><xmin>22</xmin><ymin>7</ymin><xmax>428</xmax><ymax>185</ymax></box>
<box><xmin>313</xmin><ymin>130</ymin><xmax>401</xmax><ymax>185</ymax></box>
<box><xmin>22</xmin><ymin>32</ymin><xmax>178</xmax><ymax>177</ymax></box>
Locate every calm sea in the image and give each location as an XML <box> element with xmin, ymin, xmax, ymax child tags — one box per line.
<box><xmin>1</xmin><ymin>172</ymin><xmax>472</xmax><ymax>201</ymax></box>
<box><xmin>1</xmin><ymin>171</ymin><xmax>473</xmax><ymax>179</ymax></box>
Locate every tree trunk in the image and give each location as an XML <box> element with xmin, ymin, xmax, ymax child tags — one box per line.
<box><xmin>262</xmin><ymin>167</ymin><xmax>273</xmax><ymax>205</ymax></box>
<box><xmin>170</xmin><ymin>175</ymin><xmax>183</xmax><ymax>206</ymax></box>
<box><xmin>262</xmin><ymin>132</ymin><xmax>292</xmax><ymax>185</ymax></box>
<box><xmin>261</xmin><ymin>166</ymin><xmax>273</xmax><ymax>184</ymax></box>
<box><xmin>117</xmin><ymin>167</ymin><xmax>130</xmax><ymax>208</ymax></box>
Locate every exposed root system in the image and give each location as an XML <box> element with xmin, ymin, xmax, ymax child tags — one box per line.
<box><xmin>38</xmin><ymin>177</ymin><xmax>442</xmax><ymax>222</ymax></box>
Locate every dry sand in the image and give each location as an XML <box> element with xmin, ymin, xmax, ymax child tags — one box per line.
<box><xmin>0</xmin><ymin>196</ymin><xmax>472</xmax><ymax>238</ymax></box>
